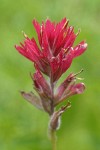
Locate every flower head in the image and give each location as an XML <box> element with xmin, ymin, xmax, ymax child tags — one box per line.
<box><xmin>15</xmin><ymin>18</ymin><xmax>87</xmax><ymax>82</ymax></box>
<box><xmin>15</xmin><ymin>18</ymin><xmax>87</xmax><ymax>131</ymax></box>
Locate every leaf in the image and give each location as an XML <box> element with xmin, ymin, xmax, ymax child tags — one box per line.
<box><xmin>21</xmin><ymin>91</ymin><xmax>43</xmax><ymax>110</ymax></box>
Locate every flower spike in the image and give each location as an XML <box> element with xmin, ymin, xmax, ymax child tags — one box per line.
<box><xmin>15</xmin><ymin>18</ymin><xmax>87</xmax><ymax>137</ymax></box>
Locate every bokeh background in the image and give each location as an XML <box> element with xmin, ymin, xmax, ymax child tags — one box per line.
<box><xmin>0</xmin><ymin>0</ymin><xmax>100</xmax><ymax>150</ymax></box>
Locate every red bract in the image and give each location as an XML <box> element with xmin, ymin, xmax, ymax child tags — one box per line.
<box><xmin>15</xmin><ymin>18</ymin><xmax>87</xmax><ymax>82</ymax></box>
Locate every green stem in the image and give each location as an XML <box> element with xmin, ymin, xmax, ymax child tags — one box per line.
<box><xmin>50</xmin><ymin>129</ymin><xmax>57</xmax><ymax>150</ymax></box>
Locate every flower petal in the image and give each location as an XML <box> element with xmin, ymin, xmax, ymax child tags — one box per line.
<box><xmin>33</xmin><ymin>69</ymin><xmax>51</xmax><ymax>98</ymax></box>
<box><xmin>41</xmin><ymin>23</ymin><xmax>53</xmax><ymax>58</ymax></box>
<box><xmin>32</xmin><ymin>19</ymin><xmax>42</xmax><ymax>45</ymax></box>
<box><xmin>73</xmin><ymin>41</ymin><xmax>87</xmax><ymax>58</ymax></box>
<box><xmin>15</xmin><ymin>37</ymin><xmax>41</xmax><ymax>63</ymax></box>
<box><xmin>55</xmin><ymin>73</ymin><xmax>75</xmax><ymax>100</ymax></box>
<box><xmin>61</xmin><ymin>47</ymin><xmax>74</xmax><ymax>73</ymax></box>
<box><xmin>64</xmin><ymin>26</ymin><xmax>77</xmax><ymax>49</ymax></box>
<box><xmin>45</xmin><ymin>19</ymin><xmax>55</xmax><ymax>48</ymax></box>
<box><xmin>70</xmin><ymin>83</ymin><xmax>85</xmax><ymax>94</ymax></box>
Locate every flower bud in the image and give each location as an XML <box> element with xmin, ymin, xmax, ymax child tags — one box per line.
<box><xmin>49</xmin><ymin>111</ymin><xmax>61</xmax><ymax>130</ymax></box>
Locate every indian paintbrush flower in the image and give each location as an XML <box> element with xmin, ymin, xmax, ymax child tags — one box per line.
<box><xmin>15</xmin><ymin>18</ymin><xmax>87</xmax><ymax>82</ymax></box>
<box><xmin>15</xmin><ymin>18</ymin><xmax>87</xmax><ymax>149</ymax></box>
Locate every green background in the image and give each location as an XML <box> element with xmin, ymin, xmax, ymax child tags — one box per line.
<box><xmin>0</xmin><ymin>0</ymin><xmax>100</xmax><ymax>149</ymax></box>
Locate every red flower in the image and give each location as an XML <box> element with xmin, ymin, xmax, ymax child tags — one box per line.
<box><xmin>16</xmin><ymin>18</ymin><xmax>88</xmax><ymax>131</ymax></box>
<box><xmin>15</xmin><ymin>18</ymin><xmax>87</xmax><ymax>82</ymax></box>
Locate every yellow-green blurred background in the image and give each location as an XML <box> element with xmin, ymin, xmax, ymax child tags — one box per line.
<box><xmin>0</xmin><ymin>0</ymin><xmax>100</xmax><ymax>150</ymax></box>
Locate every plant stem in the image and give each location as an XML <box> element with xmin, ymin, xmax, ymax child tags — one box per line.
<box><xmin>49</xmin><ymin>72</ymin><xmax>57</xmax><ymax>150</ymax></box>
<box><xmin>50</xmin><ymin>129</ymin><xmax>57</xmax><ymax>150</ymax></box>
<box><xmin>50</xmin><ymin>72</ymin><xmax>54</xmax><ymax>115</ymax></box>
